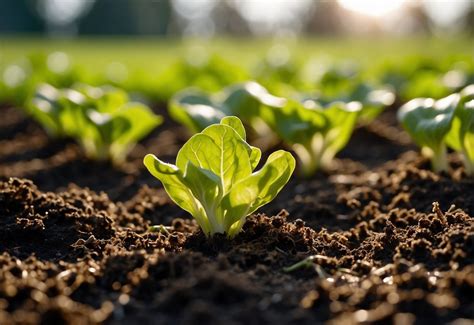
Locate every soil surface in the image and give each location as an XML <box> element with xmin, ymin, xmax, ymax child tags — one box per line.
<box><xmin>1</xmin><ymin>105</ymin><xmax>473</xmax><ymax>324</ymax></box>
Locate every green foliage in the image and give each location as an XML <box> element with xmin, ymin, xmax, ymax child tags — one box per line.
<box><xmin>445</xmin><ymin>85</ymin><xmax>474</xmax><ymax>175</ymax></box>
<box><xmin>309</xmin><ymin>82</ymin><xmax>395</xmax><ymax>123</ymax></box>
<box><xmin>169</xmin><ymin>81</ymin><xmax>285</xmax><ymax>134</ymax></box>
<box><xmin>397</xmin><ymin>93</ymin><xmax>460</xmax><ymax>172</ymax></box>
<box><xmin>155</xmin><ymin>55</ymin><xmax>248</xmax><ymax>102</ymax></box>
<box><xmin>0</xmin><ymin>52</ymin><xmax>85</xmax><ymax>106</ymax></box>
<box><xmin>144</xmin><ymin>116</ymin><xmax>295</xmax><ymax>238</ymax></box>
<box><xmin>28</xmin><ymin>83</ymin><xmax>162</xmax><ymax>165</ymax></box>
<box><xmin>261</xmin><ymin>99</ymin><xmax>362</xmax><ymax>176</ymax></box>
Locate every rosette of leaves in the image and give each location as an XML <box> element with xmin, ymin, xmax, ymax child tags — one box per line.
<box><xmin>144</xmin><ymin>116</ymin><xmax>295</xmax><ymax>238</ymax></box>
<box><xmin>260</xmin><ymin>99</ymin><xmax>362</xmax><ymax>177</ymax></box>
<box><xmin>397</xmin><ymin>93</ymin><xmax>460</xmax><ymax>172</ymax></box>
<box><xmin>309</xmin><ymin>82</ymin><xmax>395</xmax><ymax>123</ymax></box>
<box><xmin>169</xmin><ymin>81</ymin><xmax>285</xmax><ymax>135</ymax></box>
<box><xmin>28</xmin><ymin>83</ymin><xmax>162</xmax><ymax>165</ymax></box>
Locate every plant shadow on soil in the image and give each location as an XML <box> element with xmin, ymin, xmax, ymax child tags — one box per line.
<box><xmin>0</xmin><ymin>105</ymin><xmax>473</xmax><ymax>324</ymax></box>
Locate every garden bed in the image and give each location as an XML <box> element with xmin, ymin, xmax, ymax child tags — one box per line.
<box><xmin>0</xmin><ymin>104</ymin><xmax>473</xmax><ymax>324</ymax></box>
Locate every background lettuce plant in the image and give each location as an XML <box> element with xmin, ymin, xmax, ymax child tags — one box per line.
<box><xmin>144</xmin><ymin>116</ymin><xmax>295</xmax><ymax>238</ymax></box>
<box><xmin>28</xmin><ymin>83</ymin><xmax>162</xmax><ymax>165</ymax></box>
<box><xmin>169</xmin><ymin>81</ymin><xmax>285</xmax><ymax>135</ymax></box>
<box><xmin>445</xmin><ymin>85</ymin><xmax>474</xmax><ymax>175</ymax></box>
<box><xmin>261</xmin><ymin>99</ymin><xmax>362</xmax><ymax>177</ymax></box>
<box><xmin>397</xmin><ymin>93</ymin><xmax>460</xmax><ymax>172</ymax></box>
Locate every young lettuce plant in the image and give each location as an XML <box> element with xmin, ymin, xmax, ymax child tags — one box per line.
<box><xmin>29</xmin><ymin>83</ymin><xmax>162</xmax><ymax>165</ymax></box>
<box><xmin>169</xmin><ymin>81</ymin><xmax>285</xmax><ymax>136</ymax></box>
<box><xmin>144</xmin><ymin>116</ymin><xmax>295</xmax><ymax>238</ymax></box>
<box><xmin>309</xmin><ymin>82</ymin><xmax>395</xmax><ymax>124</ymax></box>
<box><xmin>81</xmin><ymin>102</ymin><xmax>162</xmax><ymax>165</ymax></box>
<box><xmin>260</xmin><ymin>99</ymin><xmax>362</xmax><ymax>177</ymax></box>
<box><xmin>28</xmin><ymin>83</ymin><xmax>88</xmax><ymax>138</ymax></box>
<box><xmin>397</xmin><ymin>93</ymin><xmax>460</xmax><ymax>172</ymax></box>
<box><xmin>348</xmin><ymin>83</ymin><xmax>395</xmax><ymax>123</ymax></box>
<box><xmin>445</xmin><ymin>85</ymin><xmax>474</xmax><ymax>175</ymax></box>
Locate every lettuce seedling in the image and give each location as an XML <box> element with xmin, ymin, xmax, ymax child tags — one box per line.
<box><xmin>144</xmin><ymin>116</ymin><xmax>295</xmax><ymax>238</ymax></box>
<box><xmin>261</xmin><ymin>99</ymin><xmax>361</xmax><ymax>177</ymax></box>
<box><xmin>29</xmin><ymin>83</ymin><xmax>162</xmax><ymax>165</ymax></box>
<box><xmin>170</xmin><ymin>81</ymin><xmax>284</xmax><ymax>133</ymax></box>
<box><xmin>397</xmin><ymin>93</ymin><xmax>460</xmax><ymax>172</ymax></box>
<box><xmin>169</xmin><ymin>88</ymin><xmax>224</xmax><ymax>133</ymax></box>
<box><xmin>348</xmin><ymin>83</ymin><xmax>395</xmax><ymax>122</ymax></box>
<box><xmin>169</xmin><ymin>82</ymin><xmax>285</xmax><ymax>139</ymax></box>
<box><xmin>81</xmin><ymin>103</ymin><xmax>162</xmax><ymax>164</ymax></box>
<box><xmin>445</xmin><ymin>85</ymin><xmax>474</xmax><ymax>175</ymax></box>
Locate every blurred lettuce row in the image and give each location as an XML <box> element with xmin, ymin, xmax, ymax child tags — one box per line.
<box><xmin>28</xmin><ymin>83</ymin><xmax>162</xmax><ymax>166</ymax></box>
<box><xmin>170</xmin><ymin>81</ymin><xmax>393</xmax><ymax>176</ymax></box>
<box><xmin>0</xmin><ymin>52</ymin><xmax>102</xmax><ymax>106</ymax></box>
<box><xmin>0</xmin><ymin>52</ymin><xmax>249</xmax><ymax>106</ymax></box>
<box><xmin>398</xmin><ymin>84</ymin><xmax>474</xmax><ymax>175</ymax></box>
<box><xmin>376</xmin><ymin>55</ymin><xmax>474</xmax><ymax>101</ymax></box>
<box><xmin>2</xmin><ymin>50</ymin><xmax>473</xmax><ymax>108</ymax></box>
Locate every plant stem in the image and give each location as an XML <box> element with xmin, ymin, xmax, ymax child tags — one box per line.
<box><xmin>293</xmin><ymin>135</ymin><xmax>325</xmax><ymax>178</ymax></box>
<box><xmin>462</xmin><ymin>148</ymin><xmax>474</xmax><ymax>176</ymax></box>
<box><xmin>429</xmin><ymin>144</ymin><xmax>449</xmax><ymax>173</ymax></box>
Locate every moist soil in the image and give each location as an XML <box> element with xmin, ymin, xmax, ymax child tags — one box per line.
<box><xmin>0</xmin><ymin>105</ymin><xmax>473</xmax><ymax>324</ymax></box>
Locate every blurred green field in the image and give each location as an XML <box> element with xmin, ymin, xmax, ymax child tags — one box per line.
<box><xmin>1</xmin><ymin>37</ymin><xmax>473</xmax><ymax>73</ymax></box>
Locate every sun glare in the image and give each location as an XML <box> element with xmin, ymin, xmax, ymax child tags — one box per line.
<box><xmin>337</xmin><ymin>0</ymin><xmax>406</xmax><ymax>17</ymax></box>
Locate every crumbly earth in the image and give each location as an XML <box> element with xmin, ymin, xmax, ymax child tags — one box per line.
<box><xmin>0</xmin><ymin>105</ymin><xmax>473</xmax><ymax>324</ymax></box>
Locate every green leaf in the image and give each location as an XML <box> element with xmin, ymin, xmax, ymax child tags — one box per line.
<box><xmin>398</xmin><ymin>93</ymin><xmax>460</xmax><ymax>172</ymax></box>
<box><xmin>249</xmin><ymin>146</ymin><xmax>262</xmax><ymax>170</ymax></box>
<box><xmin>220</xmin><ymin>116</ymin><xmax>261</xmax><ymax>169</ymax></box>
<box><xmin>183</xmin><ymin>162</ymin><xmax>223</xmax><ymax>232</ymax></box>
<box><xmin>398</xmin><ymin>94</ymin><xmax>458</xmax><ymax>150</ymax></box>
<box><xmin>202</xmin><ymin>124</ymin><xmax>253</xmax><ymax>191</ymax></box>
<box><xmin>169</xmin><ymin>89</ymin><xmax>224</xmax><ymax>133</ymax></box>
<box><xmin>144</xmin><ymin>154</ymin><xmax>211</xmax><ymax>233</ymax></box>
<box><xmin>221</xmin><ymin>150</ymin><xmax>295</xmax><ymax>229</ymax></box>
<box><xmin>220</xmin><ymin>116</ymin><xmax>246</xmax><ymax>140</ymax></box>
<box><xmin>144</xmin><ymin>154</ymin><xmax>198</xmax><ymax>216</ymax></box>
<box><xmin>321</xmin><ymin>101</ymin><xmax>362</xmax><ymax>164</ymax></box>
<box><xmin>446</xmin><ymin>85</ymin><xmax>474</xmax><ymax>175</ymax></box>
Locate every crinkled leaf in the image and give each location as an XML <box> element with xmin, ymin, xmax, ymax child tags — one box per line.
<box><xmin>322</xmin><ymin>101</ymin><xmax>362</xmax><ymax>157</ymax></box>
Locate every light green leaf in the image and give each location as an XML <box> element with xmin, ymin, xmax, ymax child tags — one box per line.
<box><xmin>221</xmin><ymin>116</ymin><xmax>261</xmax><ymax>169</ymax></box>
<box><xmin>398</xmin><ymin>94</ymin><xmax>459</xmax><ymax>150</ymax></box>
<box><xmin>201</xmin><ymin>124</ymin><xmax>253</xmax><ymax>192</ymax></box>
<box><xmin>249</xmin><ymin>146</ymin><xmax>262</xmax><ymax>170</ymax></box>
<box><xmin>398</xmin><ymin>93</ymin><xmax>460</xmax><ymax>172</ymax></box>
<box><xmin>446</xmin><ymin>86</ymin><xmax>474</xmax><ymax>175</ymax></box>
<box><xmin>169</xmin><ymin>90</ymin><xmax>224</xmax><ymax>133</ymax></box>
<box><xmin>221</xmin><ymin>150</ymin><xmax>295</xmax><ymax>228</ymax></box>
<box><xmin>220</xmin><ymin>115</ymin><xmax>246</xmax><ymax>140</ymax></box>
<box><xmin>183</xmin><ymin>162</ymin><xmax>223</xmax><ymax>232</ymax></box>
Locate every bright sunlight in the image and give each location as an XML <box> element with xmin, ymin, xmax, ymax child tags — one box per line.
<box><xmin>337</xmin><ymin>0</ymin><xmax>407</xmax><ymax>17</ymax></box>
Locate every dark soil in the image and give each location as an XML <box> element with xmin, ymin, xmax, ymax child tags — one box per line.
<box><xmin>0</xmin><ymin>105</ymin><xmax>473</xmax><ymax>324</ymax></box>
